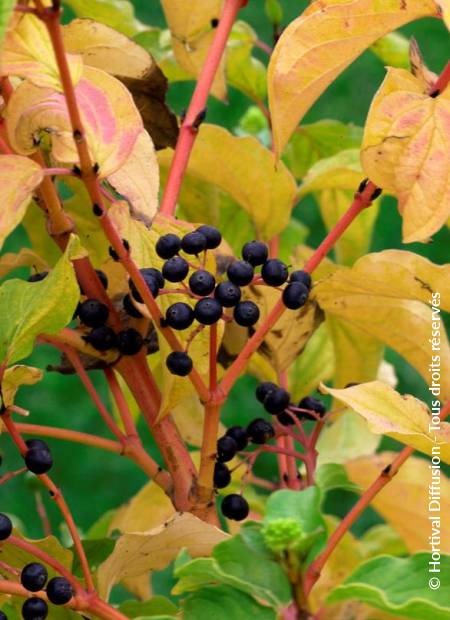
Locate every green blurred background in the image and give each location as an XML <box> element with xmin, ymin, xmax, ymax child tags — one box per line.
<box><xmin>1</xmin><ymin>0</ymin><xmax>449</xmax><ymax>600</ymax></box>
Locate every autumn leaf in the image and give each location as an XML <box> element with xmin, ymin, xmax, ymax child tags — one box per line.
<box><xmin>409</xmin><ymin>38</ymin><xmax>437</xmax><ymax>91</ymax></box>
<box><xmin>436</xmin><ymin>1</ymin><xmax>450</xmax><ymax>31</ymax></box>
<box><xmin>322</xmin><ymin>381</ymin><xmax>450</xmax><ymax>463</ymax></box>
<box><xmin>0</xmin><ymin>155</ymin><xmax>44</xmax><ymax>250</ymax></box>
<box><xmin>63</xmin><ymin>0</ymin><xmax>146</xmax><ymax>37</ymax></box>
<box><xmin>160</xmin><ymin>0</ymin><xmax>226</xmax><ymax>100</ymax></box>
<box><xmin>0</xmin><ymin>248</ymin><xmax>49</xmax><ymax>280</ymax></box>
<box><xmin>361</xmin><ymin>68</ymin><xmax>450</xmax><ymax>242</ymax></box>
<box><xmin>158</xmin><ymin>124</ymin><xmax>298</xmax><ymax>240</ymax></box>
<box><xmin>1</xmin><ymin>365</ymin><xmax>43</xmax><ymax>408</ymax></box>
<box><xmin>1</xmin><ymin>13</ymin><xmax>83</xmax><ymax>90</ymax></box>
<box><xmin>0</xmin><ymin>0</ymin><xmax>14</xmax><ymax>47</ymax></box>
<box><xmin>6</xmin><ymin>66</ymin><xmax>142</xmax><ymax>178</ymax></box>
<box><xmin>268</xmin><ymin>0</ymin><xmax>438</xmax><ymax>157</ymax></box>
<box><xmin>346</xmin><ymin>452</ymin><xmax>450</xmax><ymax>553</ymax></box>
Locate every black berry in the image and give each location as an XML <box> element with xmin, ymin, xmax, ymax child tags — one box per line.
<box><xmin>216</xmin><ymin>436</ymin><xmax>237</xmax><ymax>462</ymax></box>
<box><xmin>233</xmin><ymin>301</ymin><xmax>260</xmax><ymax>327</ymax></box>
<box><xmin>282</xmin><ymin>282</ymin><xmax>309</xmax><ymax>310</ymax></box>
<box><xmin>130</xmin><ymin>268</ymin><xmax>164</xmax><ymax>302</ymax></box>
<box><xmin>214</xmin><ymin>281</ymin><xmax>241</xmax><ymax>307</ymax></box>
<box><xmin>196</xmin><ymin>225</ymin><xmax>222</xmax><ymax>249</ymax></box>
<box><xmin>189</xmin><ymin>270</ymin><xmax>216</xmax><ymax>296</ymax></box>
<box><xmin>162</xmin><ymin>256</ymin><xmax>189</xmax><ymax>282</ymax></box>
<box><xmin>122</xmin><ymin>294</ymin><xmax>143</xmax><ymax>318</ymax></box>
<box><xmin>117</xmin><ymin>328</ymin><xmax>144</xmax><ymax>355</ymax></box>
<box><xmin>213</xmin><ymin>462</ymin><xmax>231</xmax><ymax>489</ymax></box>
<box><xmin>27</xmin><ymin>272</ymin><xmax>48</xmax><ymax>283</ymax></box>
<box><xmin>298</xmin><ymin>396</ymin><xmax>326</xmax><ymax>419</ymax></box>
<box><xmin>165</xmin><ymin>302</ymin><xmax>194</xmax><ymax>330</ymax></box>
<box><xmin>290</xmin><ymin>270</ymin><xmax>312</xmax><ymax>291</ymax></box>
<box><xmin>24</xmin><ymin>448</ymin><xmax>53</xmax><ymax>475</ymax></box>
<box><xmin>22</xmin><ymin>597</ymin><xmax>48</xmax><ymax>619</ymax></box>
<box><xmin>227</xmin><ymin>261</ymin><xmax>254</xmax><ymax>286</ymax></box>
<box><xmin>156</xmin><ymin>234</ymin><xmax>181</xmax><ymax>259</ymax></box>
<box><xmin>166</xmin><ymin>351</ymin><xmax>193</xmax><ymax>376</ymax></box>
<box><xmin>256</xmin><ymin>382</ymin><xmax>277</xmax><ymax>403</ymax></box>
<box><xmin>246</xmin><ymin>418</ymin><xmax>275</xmax><ymax>444</ymax></box>
<box><xmin>77</xmin><ymin>299</ymin><xmax>109</xmax><ymax>328</ymax></box>
<box><xmin>242</xmin><ymin>241</ymin><xmax>268</xmax><ymax>266</ymax></box>
<box><xmin>225</xmin><ymin>426</ymin><xmax>248</xmax><ymax>450</ymax></box>
<box><xmin>261</xmin><ymin>259</ymin><xmax>288</xmax><ymax>286</ymax></box>
<box><xmin>0</xmin><ymin>611</ymin><xmax>7</xmax><ymax>620</ymax></box>
<box><xmin>221</xmin><ymin>494</ymin><xmax>249</xmax><ymax>521</ymax></box>
<box><xmin>181</xmin><ymin>231</ymin><xmax>207</xmax><ymax>255</ymax></box>
<box><xmin>0</xmin><ymin>513</ymin><xmax>12</xmax><ymax>540</ymax></box>
<box><xmin>25</xmin><ymin>439</ymin><xmax>49</xmax><ymax>451</ymax></box>
<box><xmin>46</xmin><ymin>577</ymin><xmax>73</xmax><ymax>605</ymax></box>
<box><xmin>263</xmin><ymin>387</ymin><xmax>290</xmax><ymax>414</ymax></box>
<box><xmin>194</xmin><ymin>298</ymin><xmax>223</xmax><ymax>325</ymax></box>
<box><xmin>277</xmin><ymin>411</ymin><xmax>295</xmax><ymax>426</ymax></box>
<box><xmin>21</xmin><ymin>563</ymin><xmax>48</xmax><ymax>592</ymax></box>
<box><xmin>84</xmin><ymin>326</ymin><xmax>117</xmax><ymax>351</ymax></box>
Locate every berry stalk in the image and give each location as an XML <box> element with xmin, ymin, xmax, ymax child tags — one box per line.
<box><xmin>160</xmin><ymin>0</ymin><xmax>246</xmax><ymax>216</ymax></box>
<box><xmin>15</xmin><ymin>423</ymin><xmax>123</xmax><ymax>454</ymax></box>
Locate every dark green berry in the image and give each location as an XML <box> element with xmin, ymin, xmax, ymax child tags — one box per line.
<box><xmin>214</xmin><ymin>281</ymin><xmax>241</xmax><ymax>307</ymax></box>
<box><xmin>233</xmin><ymin>301</ymin><xmax>260</xmax><ymax>327</ymax></box>
<box><xmin>117</xmin><ymin>328</ymin><xmax>144</xmax><ymax>355</ymax></box>
<box><xmin>242</xmin><ymin>241</ymin><xmax>268</xmax><ymax>266</ymax></box>
<box><xmin>162</xmin><ymin>256</ymin><xmax>189</xmax><ymax>282</ymax></box>
<box><xmin>225</xmin><ymin>426</ymin><xmax>248</xmax><ymax>450</ymax></box>
<box><xmin>77</xmin><ymin>299</ymin><xmax>109</xmax><ymax>328</ymax></box>
<box><xmin>246</xmin><ymin>418</ymin><xmax>274</xmax><ymax>444</ymax></box>
<box><xmin>213</xmin><ymin>462</ymin><xmax>231</xmax><ymax>489</ymax></box>
<box><xmin>221</xmin><ymin>494</ymin><xmax>249</xmax><ymax>521</ymax></box>
<box><xmin>189</xmin><ymin>270</ymin><xmax>216</xmax><ymax>296</ymax></box>
<box><xmin>166</xmin><ymin>351</ymin><xmax>193</xmax><ymax>376</ymax></box>
<box><xmin>46</xmin><ymin>577</ymin><xmax>73</xmax><ymax>605</ymax></box>
<box><xmin>156</xmin><ymin>234</ymin><xmax>181</xmax><ymax>259</ymax></box>
<box><xmin>0</xmin><ymin>513</ymin><xmax>12</xmax><ymax>540</ymax></box>
<box><xmin>256</xmin><ymin>382</ymin><xmax>277</xmax><ymax>404</ymax></box>
<box><xmin>21</xmin><ymin>597</ymin><xmax>48</xmax><ymax>619</ymax></box>
<box><xmin>194</xmin><ymin>298</ymin><xmax>223</xmax><ymax>325</ymax></box>
<box><xmin>216</xmin><ymin>436</ymin><xmax>237</xmax><ymax>462</ymax></box>
<box><xmin>290</xmin><ymin>270</ymin><xmax>312</xmax><ymax>290</ymax></box>
<box><xmin>24</xmin><ymin>448</ymin><xmax>52</xmax><ymax>475</ymax></box>
<box><xmin>196</xmin><ymin>225</ymin><xmax>222</xmax><ymax>249</ymax></box>
<box><xmin>264</xmin><ymin>387</ymin><xmax>290</xmax><ymax>414</ymax></box>
<box><xmin>227</xmin><ymin>260</ymin><xmax>254</xmax><ymax>286</ymax></box>
<box><xmin>181</xmin><ymin>231</ymin><xmax>207</xmax><ymax>255</ymax></box>
<box><xmin>261</xmin><ymin>259</ymin><xmax>288</xmax><ymax>286</ymax></box>
<box><xmin>84</xmin><ymin>326</ymin><xmax>117</xmax><ymax>351</ymax></box>
<box><xmin>165</xmin><ymin>302</ymin><xmax>194</xmax><ymax>330</ymax></box>
<box><xmin>282</xmin><ymin>282</ymin><xmax>309</xmax><ymax>310</ymax></box>
<box><xmin>21</xmin><ymin>563</ymin><xmax>48</xmax><ymax>592</ymax></box>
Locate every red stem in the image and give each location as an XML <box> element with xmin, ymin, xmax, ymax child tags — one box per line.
<box><xmin>15</xmin><ymin>422</ymin><xmax>123</xmax><ymax>453</ymax></box>
<box><xmin>430</xmin><ymin>60</ymin><xmax>450</xmax><ymax>96</ymax></box>
<box><xmin>159</xmin><ymin>0</ymin><xmax>245</xmax><ymax>216</ymax></box>
<box><xmin>103</xmin><ymin>367</ymin><xmax>137</xmax><ymax>437</ymax></box>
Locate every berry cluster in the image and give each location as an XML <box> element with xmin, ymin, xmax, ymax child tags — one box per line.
<box><xmin>0</xmin><ymin>514</ymin><xmax>73</xmax><ymax>619</ymax></box>
<box><xmin>256</xmin><ymin>382</ymin><xmax>326</xmax><ymax>426</ymax></box>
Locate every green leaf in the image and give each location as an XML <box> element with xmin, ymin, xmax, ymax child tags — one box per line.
<box><xmin>0</xmin><ymin>235</ymin><xmax>84</xmax><ymax>365</ymax></box>
<box><xmin>0</xmin><ymin>0</ymin><xmax>14</xmax><ymax>46</ymax></box>
<box><xmin>315</xmin><ymin>463</ymin><xmax>360</xmax><ymax>494</ymax></box>
<box><xmin>63</xmin><ymin>0</ymin><xmax>145</xmax><ymax>36</ymax></box>
<box><xmin>226</xmin><ymin>22</ymin><xmax>267</xmax><ymax>102</ymax></box>
<box><xmin>119</xmin><ymin>596</ymin><xmax>178</xmax><ymax>619</ymax></box>
<box><xmin>327</xmin><ymin>553</ymin><xmax>450</xmax><ymax>620</ymax></box>
<box><xmin>370</xmin><ymin>32</ymin><xmax>410</xmax><ymax>69</ymax></box>
<box><xmin>278</xmin><ymin>218</ymin><xmax>309</xmax><ymax>265</ymax></box>
<box><xmin>71</xmin><ymin>538</ymin><xmax>116</xmax><ymax>577</ymax></box>
<box><xmin>265</xmin><ymin>0</ymin><xmax>283</xmax><ymax>25</ymax></box>
<box><xmin>182</xmin><ymin>585</ymin><xmax>276</xmax><ymax>620</ymax></box>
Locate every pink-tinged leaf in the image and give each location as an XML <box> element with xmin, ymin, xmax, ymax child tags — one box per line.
<box><xmin>5</xmin><ymin>67</ymin><xmax>143</xmax><ymax>178</ymax></box>
<box><xmin>0</xmin><ymin>13</ymin><xmax>83</xmax><ymax>90</ymax></box>
<box><xmin>0</xmin><ymin>155</ymin><xmax>44</xmax><ymax>250</ymax></box>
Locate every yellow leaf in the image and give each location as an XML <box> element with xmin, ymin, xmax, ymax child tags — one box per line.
<box><xmin>267</xmin><ymin>0</ymin><xmax>438</xmax><ymax>157</ymax></box>
<box><xmin>0</xmin><ymin>155</ymin><xmax>44</xmax><ymax>250</ymax></box>
<box><xmin>437</xmin><ymin>1</ymin><xmax>450</xmax><ymax>31</ymax></box>
<box><xmin>158</xmin><ymin>124</ymin><xmax>297</xmax><ymax>240</ymax></box>
<box><xmin>314</xmin><ymin>251</ymin><xmax>450</xmax><ymax>398</ymax></box>
<box><xmin>409</xmin><ymin>37</ymin><xmax>437</xmax><ymax>91</ymax></box>
<box><xmin>107</xmin><ymin>130</ymin><xmax>159</xmax><ymax>225</ymax></box>
<box><xmin>97</xmin><ymin>512</ymin><xmax>229</xmax><ymax>598</ymax></box>
<box><xmin>322</xmin><ymin>381</ymin><xmax>450</xmax><ymax>463</ymax></box>
<box><xmin>0</xmin><ymin>13</ymin><xmax>83</xmax><ymax>90</ymax></box>
<box><xmin>1</xmin><ymin>365</ymin><xmax>43</xmax><ymax>408</ymax></box>
<box><xmin>346</xmin><ymin>452</ymin><xmax>450</xmax><ymax>553</ymax></box>
<box><xmin>160</xmin><ymin>0</ymin><xmax>226</xmax><ymax>100</ymax></box>
<box><xmin>0</xmin><ymin>248</ymin><xmax>49</xmax><ymax>280</ymax></box>
<box><xmin>361</xmin><ymin>68</ymin><xmax>450</xmax><ymax>242</ymax></box>
<box><xmin>6</xmin><ymin>66</ymin><xmax>142</xmax><ymax>178</ymax></box>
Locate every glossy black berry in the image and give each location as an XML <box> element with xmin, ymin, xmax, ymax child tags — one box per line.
<box><xmin>233</xmin><ymin>301</ymin><xmax>260</xmax><ymax>327</ymax></box>
<box><xmin>122</xmin><ymin>294</ymin><xmax>143</xmax><ymax>318</ymax></box>
<box><xmin>196</xmin><ymin>225</ymin><xmax>222</xmax><ymax>249</ymax></box>
<box><xmin>165</xmin><ymin>302</ymin><xmax>194</xmax><ymax>330</ymax></box>
<box><xmin>0</xmin><ymin>611</ymin><xmax>7</xmax><ymax>620</ymax></box>
<box><xmin>189</xmin><ymin>270</ymin><xmax>216</xmax><ymax>296</ymax></box>
<box><xmin>21</xmin><ymin>563</ymin><xmax>48</xmax><ymax>592</ymax></box>
<box><xmin>213</xmin><ymin>462</ymin><xmax>231</xmax><ymax>489</ymax></box>
<box><xmin>25</xmin><ymin>439</ymin><xmax>49</xmax><ymax>451</ymax></box>
<box><xmin>214</xmin><ymin>281</ymin><xmax>241</xmax><ymax>307</ymax></box>
<box><xmin>282</xmin><ymin>282</ymin><xmax>309</xmax><ymax>310</ymax></box>
<box><xmin>0</xmin><ymin>513</ymin><xmax>12</xmax><ymax>540</ymax></box>
<box><xmin>298</xmin><ymin>396</ymin><xmax>326</xmax><ymax>419</ymax></box>
<box><xmin>162</xmin><ymin>256</ymin><xmax>189</xmax><ymax>282</ymax></box>
<box><xmin>225</xmin><ymin>426</ymin><xmax>248</xmax><ymax>450</ymax></box>
<box><xmin>246</xmin><ymin>418</ymin><xmax>275</xmax><ymax>444</ymax></box>
<box><xmin>130</xmin><ymin>268</ymin><xmax>163</xmax><ymax>302</ymax></box>
<box><xmin>227</xmin><ymin>261</ymin><xmax>254</xmax><ymax>286</ymax></box>
<box><xmin>290</xmin><ymin>270</ymin><xmax>312</xmax><ymax>291</ymax></box>
<box><xmin>181</xmin><ymin>231</ymin><xmax>207</xmax><ymax>255</ymax></box>
<box><xmin>242</xmin><ymin>241</ymin><xmax>268</xmax><ymax>266</ymax></box>
<box><xmin>216</xmin><ymin>436</ymin><xmax>237</xmax><ymax>463</ymax></box>
<box><xmin>22</xmin><ymin>597</ymin><xmax>48</xmax><ymax>619</ymax></box>
<box><xmin>24</xmin><ymin>448</ymin><xmax>53</xmax><ymax>475</ymax></box>
<box><xmin>46</xmin><ymin>577</ymin><xmax>73</xmax><ymax>605</ymax></box>
<box><xmin>27</xmin><ymin>272</ymin><xmax>48</xmax><ymax>283</ymax></box>
<box><xmin>261</xmin><ymin>259</ymin><xmax>289</xmax><ymax>286</ymax></box>
<box><xmin>156</xmin><ymin>234</ymin><xmax>181</xmax><ymax>259</ymax></box>
<box><xmin>221</xmin><ymin>494</ymin><xmax>249</xmax><ymax>521</ymax></box>
<box><xmin>77</xmin><ymin>299</ymin><xmax>109</xmax><ymax>328</ymax></box>
<box><xmin>194</xmin><ymin>298</ymin><xmax>223</xmax><ymax>325</ymax></box>
<box><xmin>117</xmin><ymin>328</ymin><xmax>144</xmax><ymax>355</ymax></box>
<box><xmin>263</xmin><ymin>387</ymin><xmax>290</xmax><ymax>414</ymax></box>
<box><xmin>166</xmin><ymin>351</ymin><xmax>193</xmax><ymax>376</ymax></box>
<box><xmin>277</xmin><ymin>411</ymin><xmax>295</xmax><ymax>426</ymax></box>
<box><xmin>255</xmin><ymin>382</ymin><xmax>277</xmax><ymax>404</ymax></box>
<box><xmin>84</xmin><ymin>326</ymin><xmax>117</xmax><ymax>351</ymax></box>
